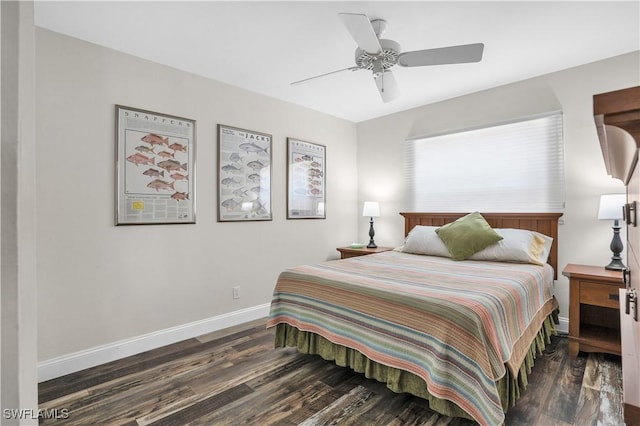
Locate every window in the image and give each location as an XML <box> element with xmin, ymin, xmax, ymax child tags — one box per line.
<box><xmin>405</xmin><ymin>113</ymin><xmax>564</xmax><ymax>212</ymax></box>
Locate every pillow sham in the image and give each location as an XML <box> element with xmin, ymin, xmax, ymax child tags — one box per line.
<box><xmin>469</xmin><ymin>228</ymin><xmax>553</xmax><ymax>265</ymax></box>
<box><xmin>399</xmin><ymin>225</ymin><xmax>451</xmax><ymax>258</ymax></box>
<box><xmin>435</xmin><ymin>212</ymin><xmax>503</xmax><ymax>260</ymax></box>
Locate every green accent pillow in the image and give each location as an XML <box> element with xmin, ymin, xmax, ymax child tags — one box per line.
<box><xmin>435</xmin><ymin>212</ymin><xmax>503</xmax><ymax>260</ymax></box>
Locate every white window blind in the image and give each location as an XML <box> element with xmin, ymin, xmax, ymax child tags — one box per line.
<box><xmin>405</xmin><ymin>113</ymin><xmax>565</xmax><ymax>212</ymax></box>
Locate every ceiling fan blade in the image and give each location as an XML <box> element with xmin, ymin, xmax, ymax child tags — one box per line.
<box><xmin>397</xmin><ymin>43</ymin><xmax>484</xmax><ymax>67</ymax></box>
<box><xmin>291</xmin><ymin>67</ymin><xmax>360</xmax><ymax>85</ymax></box>
<box><xmin>374</xmin><ymin>70</ymin><xmax>399</xmax><ymax>103</ymax></box>
<box><xmin>338</xmin><ymin>13</ymin><xmax>382</xmax><ymax>54</ymax></box>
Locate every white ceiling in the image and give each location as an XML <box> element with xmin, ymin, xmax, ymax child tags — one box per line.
<box><xmin>34</xmin><ymin>1</ymin><xmax>640</xmax><ymax>122</ymax></box>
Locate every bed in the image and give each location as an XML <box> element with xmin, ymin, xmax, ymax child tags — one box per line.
<box><xmin>267</xmin><ymin>212</ymin><xmax>562</xmax><ymax>425</ymax></box>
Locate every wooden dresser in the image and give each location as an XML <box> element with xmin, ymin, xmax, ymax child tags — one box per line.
<box><xmin>594</xmin><ymin>86</ymin><xmax>640</xmax><ymax>425</ymax></box>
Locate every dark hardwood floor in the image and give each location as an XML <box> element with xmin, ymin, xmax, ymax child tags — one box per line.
<box><xmin>38</xmin><ymin>319</ymin><xmax>623</xmax><ymax>425</ymax></box>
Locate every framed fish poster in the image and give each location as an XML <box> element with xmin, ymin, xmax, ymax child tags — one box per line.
<box><xmin>115</xmin><ymin>105</ymin><xmax>196</xmax><ymax>225</ymax></box>
<box><xmin>217</xmin><ymin>124</ymin><xmax>272</xmax><ymax>221</ymax></box>
<box><xmin>287</xmin><ymin>138</ymin><xmax>326</xmax><ymax>219</ymax></box>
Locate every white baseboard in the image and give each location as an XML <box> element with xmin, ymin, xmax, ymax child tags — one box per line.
<box><xmin>557</xmin><ymin>315</ymin><xmax>568</xmax><ymax>334</ymax></box>
<box><xmin>38</xmin><ymin>303</ymin><xmax>271</xmax><ymax>382</ymax></box>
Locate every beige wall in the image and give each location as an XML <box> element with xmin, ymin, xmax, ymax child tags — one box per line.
<box><xmin>36</xmin><ymin>28</ymin><xmax>358</xmax><ymax>363</ymax></box>
<box><xmin>356</xmin><ymin>51</ymin><xmax>640</xmax><ymax>327</ymax></box>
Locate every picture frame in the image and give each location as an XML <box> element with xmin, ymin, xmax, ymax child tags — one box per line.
<box><xmin>115</xmin><ymin>105</ymin><xmax>196</xmax><ymax>225</ymax></box>
<box><xmin>217</xmin><ymin>124</ymin><xmax>272</xmax><ymax>221</ymax></box>
<box><xmin>287</xmin><ymin>138</ymin><xmax>326</xmax><ymax>219</ymax></box>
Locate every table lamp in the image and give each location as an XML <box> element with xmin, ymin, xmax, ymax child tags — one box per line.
<box><xmin>362</xmin><ymin>201</ymin><xmax>380</xmax><ymax>248</ymax></box>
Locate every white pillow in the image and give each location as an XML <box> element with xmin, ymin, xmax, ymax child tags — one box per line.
<box><xmin>399</xmin><ymin>225</ymin><xmax>451</xmax><ymax>258</ymax></box>
<box><xmin>469</xmin><ymin>228</ymin><xmax>553</xmax><ymax>265</ymax></box>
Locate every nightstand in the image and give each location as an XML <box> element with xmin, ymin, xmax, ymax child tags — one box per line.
<box><xmin>562</xmin><ymin>264</ymin><xmax>624</xmax><ymax>358</ymax></box>
<box><xmin>336</xmin><ymin>246</ymin><xmax>394</xmax><ymax>259</ymax></box>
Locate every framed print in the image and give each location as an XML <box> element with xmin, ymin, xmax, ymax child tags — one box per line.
<box><xmin>115</xmin><ymin>105</ymin><xmax>196</xmax><ymax>225</ymax></box>
<box><xmin>217</xmin><ymin>125</ymin><xmax>272</xmax><ymax>221</ymax></box>
<box><xmin>287</xmin><ymin>138</ymin><xmax>326</xmax><ymax>219</ymax></box>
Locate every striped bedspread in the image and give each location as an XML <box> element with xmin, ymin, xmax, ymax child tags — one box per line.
<box><xmin>266</xmin><ymin>250</ymin><xmax>558</xmax><ymax>426</ymax></box>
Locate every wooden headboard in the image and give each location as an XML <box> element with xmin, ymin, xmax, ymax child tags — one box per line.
<box><xmin>400</xmin><ymin>212</ymin><xmax>563</xmax><ymax>279</ymax></box>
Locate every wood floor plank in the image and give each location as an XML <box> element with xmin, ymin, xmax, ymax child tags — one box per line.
<box><xmin>278</xmin><ymin>387</ymin><xmax>358</xmax><ymax>426</ymax></box>
<box><xmin>542</xmin><ymin>344</ymin><xmax>588</xmax><ymax>424</ymax></box>
<box><xmin>39</xmin><ymin>325</ymin><xmax>261</xmax><ymax>405</ymax></box>
<box><xmin>531</xmin><ymin>412</ymin><xmax>572</xmax><ymax>426</ymax></box>
<box><xmin>38</xmin><ymin>337</ymin><xmax>204</xmax><ymax>404</ymax></box>
<box><xmin>186</xmin><ymin>345</ymin><xmax>301</xmax><ymax>395</ymax></box>
<box><xmin>40</xmin><ymin>342</ymin><xmax>234</xmax><ymax>412</ymax></box>
<box><xmin>599</xmin><ymin>354</ymin><xmax>624</xmax><ymax>425</ymax></box>
<box><xmin>318</xmin><ymin>361</ymin><xmax>371</xmax><ymax>391</ymax></box>
<box><xmin>42</xmin><ymin>346</ymin><xmax>238</xmax><ymax>424</ymax></box>
<box><xmin>503</xmin><ymin>336</ymin><xmax>565</xmax><ymax>425</ymax></box>
<box><xmin>37</xmin><ymin>337</ymin><xmax>201</xmax><ymax>382</ymax></box>
<box><xmin>581</xmin><ymin>352</ymin><xmax>603</xmax><ymax>392</ymax></box>
<box><xmin>238</xmin><ymin>381</ymin><xmax>335</xmax><ymax>425</ymax></box>
<box><xmin>188</xmin><ymin>356</ymin><xmax>342</xmax><ymax>425</ymax></box>
<box><xmin>297</xmin><ymin>385</ymin><xmax>378</xmax><ymax>426</ymax></box>
<box><xmin>573</xmin><ymin>386</ymin><xmax>599</xmax><ymax>426</ymax></box>
<box><xmin>147</xmin><ymin>383</ymin><xmax>254</xmax><ymax>426</ymax></box>
<box><xmin>44</xmin><ymin>333</ymin><xmax>264</xmax><ymax>424</ymax></box>
<box><xmin>246</xmin><ymin>353</ymin><xmax>340</xmax><ymax>393</ymax></box>
<box><xmin>46</xmin><ymin>385</ymin><xmax>196</xmax><ymax>426</ymax></box>
<box><xmin>137</xmin><ymin>350</ymin><xmax>302</xmax><ymax>425</ymax></box>
<box><xmin>362</xmin><ymin>393</ymin><xmax>438</xmax><ymax>426</ymax></box>
<box><xmin>385</xmin><ymin>400</ymin><xmax>445</xmax><ymax>426</ymax></box>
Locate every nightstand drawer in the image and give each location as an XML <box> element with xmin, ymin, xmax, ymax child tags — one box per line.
<box><xmin>580</xmin><ymin>281</ymin><xmax>622</xmax><ymax>309</ymax></box>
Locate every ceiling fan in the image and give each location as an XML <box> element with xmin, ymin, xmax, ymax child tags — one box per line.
<box><xmin>291</xmin><ymin>13</ymin><xmax>484</xmax><ymax>103</ymax></box>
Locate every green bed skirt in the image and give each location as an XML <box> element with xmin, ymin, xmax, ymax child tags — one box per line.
<box><xmin>273</xmin><ymin>315</ymin><xmax>557</xmax><ymax>421</ymax></box>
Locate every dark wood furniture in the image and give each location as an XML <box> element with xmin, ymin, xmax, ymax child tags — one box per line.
<box><xmin>336</xmin><ymin>246</ymin><xmax>393</xmax><ymax>259</ymax></box>
<box><xmin>594</xmin><ymin>85</ymin><xmax>640</xmax><ymax>425</ymax></box>
<box><xmin>562</xmin><ymin>264</ymin><xmax>624</xmax><ymax>358</ymax></box>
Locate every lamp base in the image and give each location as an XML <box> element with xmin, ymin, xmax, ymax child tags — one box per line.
<box><xmin>605</xmin><ymin>258</ymin><xmax>626</xmax><ymax>270</ymax></box>
<box><xmin>367</xmin><ymin>218</ymin><xmax>377</xmax><ymax>249</ymax></box>
<box><xmin>605</xmin><ymin>220</ymin><xmax>626</xmax><ymax>270</ymax></box>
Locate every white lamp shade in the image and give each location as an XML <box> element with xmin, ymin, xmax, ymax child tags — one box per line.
<box><xmin>598</xmin><ymin>193</ymin><xmax>625</xmax><ymax>220</ymax></box>
<box><xmin>362</xmin><ymin>201</ymin><xmax>380</xmax><ymax>217</ymax></box>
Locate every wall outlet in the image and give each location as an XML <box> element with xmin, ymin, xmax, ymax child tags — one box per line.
<box><xmin>233</xmin><ymin>286</ymin><xmax>240</xmax><ymax>299</ymax></box>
